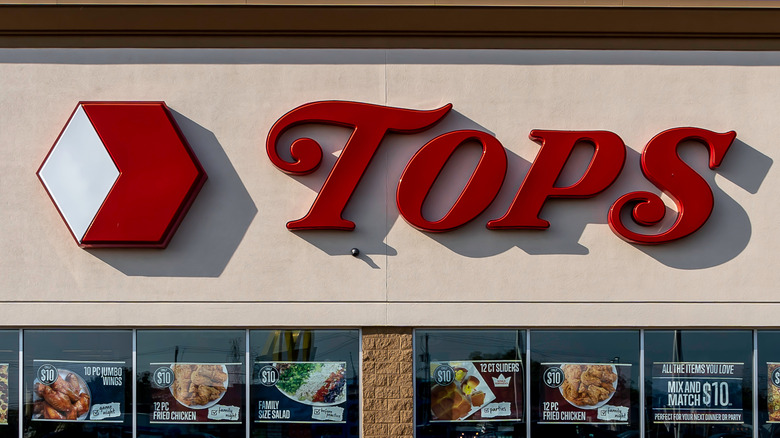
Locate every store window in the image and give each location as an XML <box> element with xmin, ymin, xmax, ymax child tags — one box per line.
<box><xmin>249</xmin><ymin>329</ymin><xmax>359</xmax><ymax>438</ymax></box>
<box><xmin>754</xmin><ymin>331</ymin><xmax>779</xmax><ymax>438</ymax></box>
<box><xmin>415</xmin><ymin>329</ymin><xmax>526</xmax><ymax>438</ymax></box>
<box><xmin>530</xmin><ymin>330</ymin><xmax>640</xmax><ymax>438</ymax></box>
<box><xmin>644</xmin><ymin>330</ymin><xmax>753</xmax><ymax>438</ymax></box>
<box><xmin>23</xmin><ymin>329</ymin><xmax>132</xmax><ymax>438</ymax></box>
<box><xmin>136</xmin><ymin>330</ymin><xmax>246</xmax><ymax>438</ymax></box>
<box><xmin>0</xmin><ymin>331</ymin><xmax>18</xmax><ymax>438</ymax></box>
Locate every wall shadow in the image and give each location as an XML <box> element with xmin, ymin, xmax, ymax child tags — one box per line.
<box><xmin>630</xmin><ymin>139</ymin><xmax>771</xmax><ymax>269</ymax></box>
<box><xmin>87</xmin><ymin>110</ymin><xmax>257</xmax><ymax>277</ymax></box>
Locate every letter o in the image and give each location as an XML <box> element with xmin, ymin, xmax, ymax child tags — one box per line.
<box><xmin>396</xmin><ymin>130</ymin><xmax>507</xmax><ymax>232</ymax></box>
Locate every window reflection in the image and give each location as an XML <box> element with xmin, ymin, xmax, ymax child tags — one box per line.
<box><xmin>23</xmin><ymin>330</ymin><xmax>132</xmax><ymax>438</ymax></box>
<box><xmin>249</xmin><ymin>330</ymin><xmax>360</xmax><ymax>438</ymax></box>
<box><xmin>755</xmin><ymin>331</ymin><xmax>780</xmax><ymax>438</ymax></box>
<box><xmin>2</xmin><ymin>327</ymin><xmax>768</xmax><ymax>438</ymax></box>
<box><xmin>136</xmin><ymin>330</ymin><xmax>245</xmax><ymax>438</ymax></box>
<box><xmin>416</xmin><ymin>330</ymin><xmax>526</xmax><ymax>438</ymax></box>
<box><xmin>0</xmin><ymin>331</ymin><xmax>18</xmax><ymax>438</ymax></box>
<box><xmin>530</xmin><ymin>330</ymin><xmax>640</xmax><ymax>438</ymax></box>
<box><xmin>644</xmin><ymin>330</ymin><xmax>753</xmax><ymax>438</ymax></box>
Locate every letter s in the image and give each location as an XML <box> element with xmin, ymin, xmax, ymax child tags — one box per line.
<box><xmin>608</xmin><ymin>127</ymin><xmax>736</xmax><ymax>244</ymax></box>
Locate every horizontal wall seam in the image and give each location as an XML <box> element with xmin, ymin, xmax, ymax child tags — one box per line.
<box><xmin>0</xmin><ymin>301</ymin><xmax>778</xmax><ymax>304</ymax></box>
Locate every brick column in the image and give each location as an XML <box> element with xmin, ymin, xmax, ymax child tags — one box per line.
<box><xmin>362</xmin><ymin>327</ymin><xmax>414</xmax><ymax>438</ymax></box>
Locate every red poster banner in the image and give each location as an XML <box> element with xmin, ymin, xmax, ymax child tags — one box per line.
<box><xmin>540</xmin><ymin>363</ymin><xmax>631</xmax><ymax>425</ymax></box>
<box><xmin>430</xmin><ymin>360</ymin><xmax>523</xmax><ymax>422</ymax></box>
<box><xmin>150</xmin><ymin>363</ymin><xmax>242</xmax><ymax>424</ymax></box>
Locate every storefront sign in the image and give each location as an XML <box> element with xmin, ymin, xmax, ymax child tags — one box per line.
<box><xmin>430</xmin><ymin>360</ymin><xmax>523</xmax><ymax>422</ymax></box>
<box><xmin>651</xmin><ymin>362</ymin><xmax>744</xmax><ymax>424</ymax></box>
<box><xmin>37</xmin><ymin>102</ymin><xmax>207</xmax><ymax>249</ymax></box>
<box><xmin>539</xmin><ymin>363</ymin><xmax>631</xmax><ymax>425</ymax></box>
<box><xmin>253</xmin><ymin>361</ymin><xmax>347</xmax><ymax>424</ymax></box>
<box><xmin>150</xmin><ymin>362</ymin><xmax>242</xmax><ymax>424</ymax></box>
<box><xmin>38</xmin><ymin>100</ymin><xmax>737</xmax><ymax>249</ymax></box>
<box><xmin>32</xmin><ymin>359</ymin><xmax>126</xmax><ymax>422</ymax></box>
<box><xmin>267</xmin><ymin>101</ymin><xmax>736</xmax><ymax>244</ymax></box>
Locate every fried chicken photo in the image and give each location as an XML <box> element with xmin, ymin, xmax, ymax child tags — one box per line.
<box><xmin>32</xmin><ymin>371</ymin><xmax>90</xmax><ymax>421</ymax></box>
<box><xmin>191</xmin><ymin>365</ymin><xmax>228</xmax><ymax>387</ymax></box>
<box><xmin>171</xmin><ymin>364</ymin><xmax>227</xmax><ymax>407</ymax></box>
<box><xmin>560</xmin><ymin>364</ymin><xmax>617</xmax><ymax>407</ymax></box>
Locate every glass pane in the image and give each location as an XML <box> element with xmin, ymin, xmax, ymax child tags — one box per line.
<box><xmin>530</xmin><ymin>330</ymin><xmax>640</xmax><ymax>438</ymax></box>
<box><xmin>136</xmin><ymin>330</ymin><xmax>246</xmax><ymax>438</ymax></box>
<box><xmin>755</xmin><ymin>331</ymin><xmax>780</xmax><ymax>438</ymax></box>
<box><xmin>0</xmin><ymin>331</ymin><xmax>18</xmax><ymax>438</ymax></box>
<box><xmin>415</xmin><ymin>329</ymin><xmax>526</xmax><ymax>438</ymax></box>
<box><xmin>249</xmin><ymin>329</ymin><xmax>359</xmax><ymax>438</ymax></box>
<box><xmin>645</xmin><ymin>330</ymin><xmax>753</xmax><ymax>438</ymax></box>
<box><xmin>23</xmin><ymin>329</ymin><xmax>132</xmax><ymax>438</ymax></box>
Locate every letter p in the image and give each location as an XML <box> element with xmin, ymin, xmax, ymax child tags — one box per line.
<box><xmin>488</xmin><ymin>130</ymin><xmax>626</xmax><ymax>229</ymax></box>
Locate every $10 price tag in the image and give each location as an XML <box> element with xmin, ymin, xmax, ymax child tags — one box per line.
<box><xmin>772</xmin><ymin>368</ymin><xmax>780</xmax><ymax>388</ymax></box>
<box><xmin>543</xmin><ymin>367</ymin><xmax>564</xmax><ymax>388</ymax></box>
<box><xmin>433</xmin><ymin>364</ymin><xmax>455</xmax><ymax>386</ymax></box>
<box><xmin>258</xmin><ymin>365</ymin><xmax>279</xmax><ymax>387</ymax></box>
<box><xmin>37</xmin><ymin>364</ymin><xmax>58</xmax><ymax>385</ymax></box>
<box><xmin>153</xmin><ymin>366</ymin><xmax>174</xmax><ymax>389</ymax></box>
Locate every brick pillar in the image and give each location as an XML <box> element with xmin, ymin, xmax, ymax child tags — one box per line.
<box><xmin>362</xmin><ymin>327</ymin><xmax>414</xmax><ymax>438</ymax></box>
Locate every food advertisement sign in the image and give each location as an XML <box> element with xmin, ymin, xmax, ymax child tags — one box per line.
<box><xmin>253</xmin><ymin>362</ymin><xmax>348</xmax><ymax>424</ymax></box>
<box><xmin>767</xmin><ymin>363</ymin><xmax>780</xmax><ymax>423</ymax></box>
<box><xmin>0</xmin><ymin>364</ymin><xmax>7</xmax><ymax>425</ymax></box>
<box><xmin>150</xmin><ymin>362</ymin><xmax>242</xmax><ymax>424</ymax></box>
<box><xmin>539</xmin><ymin>363</ymin><xmax>631</xmax><ymax>425</ymax></box>
<box><xmin>651</xmin><ymin>362</ymin><xmax>743</xmax><ymax>424</ymax></box>
<box><xmin>32</xmin><ymin>360</ymin><xmax>126</xmax><ymax>422</ymax></box>
<box><xmin>429</xmin><ymin>360</ymin><xmax>523</xmax><ymax>422</ymax></box>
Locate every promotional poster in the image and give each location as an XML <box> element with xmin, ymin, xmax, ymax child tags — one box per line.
<box><xmin>0</xmin><ymin>364</ymin><xmax>7</xmax><ymax>425</ymax></box>
<box><xmin>651</xmin><ymin>362</ymin><xmax>744</xmax><ymax>424</ymax></box>
<box><xmin>767</xmin><ymin>363</ymin><xmax>780</xmax><ymax>422</ymax></box>
<box><xmin>150</xmin><ymin>362</ymin><xmax>242</xmax><ymax>424</ymax></box>
<box><xmin>539</xmin><ymin>363</ymin><xmax>631</xmax><ymax>425</ymax></box>
<box><xmin>254</xmin><ymin>362</ymin><xmax>348</xmax><ymax>424</ymax></box>
<box><xmin>429</xmin><ymin>360</ymin><xmax>523</xmax><ymax>422</ymax></box>
<box><xmin>32</xmin><ymin>359</ymin><xmax>126</xmax><ymax>423</ymax></box>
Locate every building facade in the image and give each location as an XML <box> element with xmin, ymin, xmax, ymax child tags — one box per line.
<box><xmin>3</xmin><ymin>2</ymin><xmax>780</xmax><ymax>437</ymax></box>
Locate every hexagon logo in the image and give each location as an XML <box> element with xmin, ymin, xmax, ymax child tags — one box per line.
<box><xmin>37</xmin><ymin>102</ymin><xmax>207</xmax><ymax>248</ymax></box>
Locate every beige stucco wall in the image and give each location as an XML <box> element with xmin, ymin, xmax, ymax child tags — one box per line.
<box><xmin>1</xmin><ymin>49</ymin><xmax>777</xmax><ymax>327</ymax></box>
